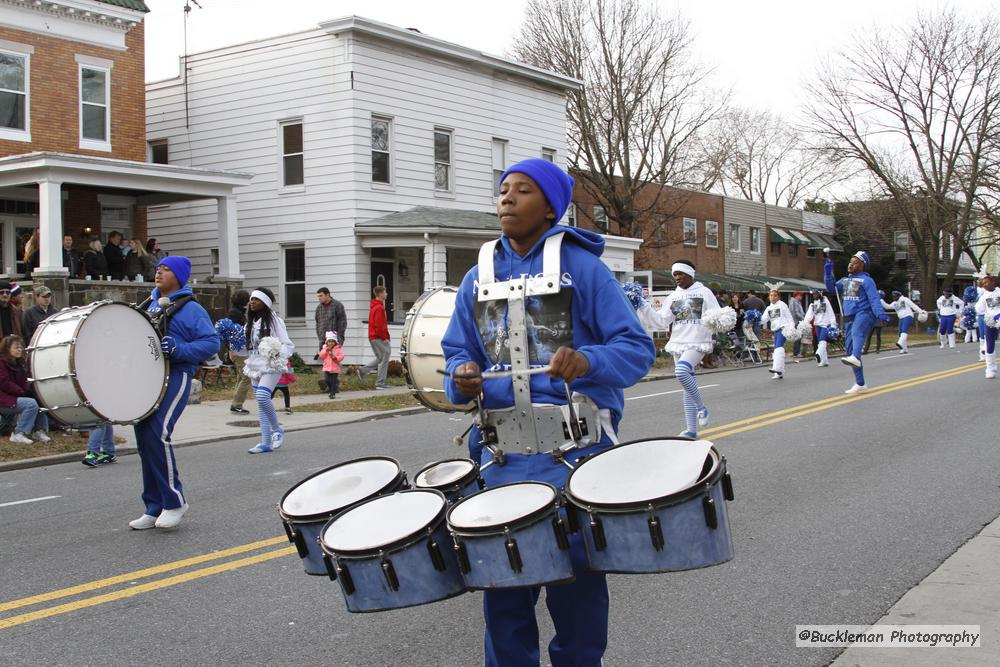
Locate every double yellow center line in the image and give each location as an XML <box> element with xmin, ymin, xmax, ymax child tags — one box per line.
<box><xmin>0</xmin><ymin>362</ymin><xmax>982</xmax><ymax>629</ymax></box>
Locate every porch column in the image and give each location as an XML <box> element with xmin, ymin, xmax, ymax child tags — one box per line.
<box><xmin>216</xmin><ymin>195</ymin><xmax>242</xmax><ymax>278</ymax></box>
<box><xmin>38</xmin><ymin>180</ymin><xmax>68</xmax><ymax>275</ymax></box>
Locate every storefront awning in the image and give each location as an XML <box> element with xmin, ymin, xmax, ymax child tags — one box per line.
<box><xmin>807</xmin><ymin>232</ymin><xmax>844</xmax><ymax>252</ymax></box>
<box><xmin>789</xmin><ymin>229</ymin><xmax>813</xmax><ymax>245</ymax></box>
<box><xmin>769</xmin><ymin>227</ymin><xmax>796</xmax><ymax>243</ymax></box>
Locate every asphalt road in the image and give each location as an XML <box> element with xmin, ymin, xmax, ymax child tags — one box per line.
<box><xmin>1</xmin><ymin>344</ymin><xmax>996</xmax><ymax>666</ymax></box>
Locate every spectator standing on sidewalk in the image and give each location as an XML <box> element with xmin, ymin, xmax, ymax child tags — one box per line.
<box><xmin>357</xmin><ymin>286</ymin><xmax>390</xmax><ymax>389</ymax></box>
<box><xmin>63</xmin><ymin>235</ymin><xmax>82</xmax><ymax>278</ymax></box>
<box><xmin>743</xmin><ymin>290</ymin><xmax>766</xmax><ymax>339</ymax></box>
<box><xmin>272</xmin><ymin>361</ymin><xmax>295</xmax><ymax>415</ymax></box>
<box><xmin>83</xmin><ymin>239</ymin><xmax>109</xmax><ymax>280</ymax></box>
<box><xmin>0</xmin><ymin>335</ymin><xmax>51</xmax><ymax>444</ymax></box>
<box><xmin>0</xmin><ymin>280</ymin><xmax>23</xmax><ymax>339</ymax></box>
<box><xmin>82</xmin><ymin>424</ymin><xmax>116</xmax><ymax>467</ymax></box>
<box><xmin>146</xmin><ymin>238</ymin><xmax>168</xmax><ymax>262</ymax></box>
<box><xmin>228</xmin><ymin>290</ymin><xmax>252</xmax><ymax>415</ymax></box>
<box><xmin>22</xmin><ymin>285</ymin><xmax>57</xmax><ymax>343</ymax></box>
<box><xmin>103</xmin><ymin>231</ymin><xmax>126</xmax><ymax>280</ymax></box>
<box><xmin>314</xmin><ymin>287</ymin><xmax>347</xmax><ymax>347</ymax></box>
<box><xmin>319</xmin><ymin>331</ymin><xmax>345</xmax><ymax>399</ymax></box>
<box><xmin>789</xmin><ymin>292</ymin><xmax>806</xmax><ymax>357</ymax></box>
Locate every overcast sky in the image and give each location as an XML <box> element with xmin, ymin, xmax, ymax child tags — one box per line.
<box><xmin>144</xmin><ymin>0</ymin><xmax>1000</xmax><ymax>116</ymax></box>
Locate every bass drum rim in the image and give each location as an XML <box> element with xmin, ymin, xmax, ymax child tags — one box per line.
<box><xmin>400</xmin><ymin>286</ymin><xmax>473</xmax><ymax>413</ymax></box>
<box><xmin>29</xmin><ymin>300</ymin><xmax>168</xmax><ymax>427</ymax></box>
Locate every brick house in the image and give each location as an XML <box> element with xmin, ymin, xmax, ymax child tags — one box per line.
<box><xmin>0</xmin><ymin>0</ymin><xmax>249</xmax><ymax>311</ymax></box>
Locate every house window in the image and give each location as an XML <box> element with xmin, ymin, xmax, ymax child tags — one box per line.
<box><xmin>894</xmin><ymin>231</ymin><xmax>909</xmax><ymax>251</ymax></box>
<box><xmin>434</xmin><ymin>128</ymin><xmax>453</xmax><ymax>191</ymax></box>
<box><xmin>771</xmin><ymin>242</ymin><xmax>781</xmax><ymax>256</ymax></box>
<box><xmin>750</xmin><ymin>227</ymin><xmax>761</xmax><ymax>253</ymax></box>
<box><xmin>565</xmin><ymin>203</ymin><xmax>576</xmax><ymax>227</ymax></box>
<box><xmin>593</xmin><ymin>206</ymin><xmax>608</xmax><ymax>233</ymax></box>
<box><xmin>210</xmin><ymin>248</ymin><xmax>219</xmax><ymax>276</ymax></box>
<box><xmin>282</xmin><ymin>245</ymin><xmax>306</xmax><ymax>318</ymax></box>
<box><xmin>80</xmin><ymin>66</ymin><xmax>110</xmax><ymax>149</ymax></box>
<box><xmin>807</xmin><ymin>247</ymin><xmax>817</xmax><ymax>258</ymax></box>
<box><xmin>729</xmin><ymin>224</ymin><xmax>741</xmax><ymax>252</ymax></box>
<box><xmin>787</xmin><ymin>243</ymin><xmax>798</xmax><ymax>256</ymax></box>
<box><xmin>371</xmin><ymin>116</ymin><xmax>391</xmax><ymax>184</ymax></box>
<box><xmin>541</xmin><ymin>147</ymin><xmax>556</xmax><ymax>162</ymax></box>
<box><xmin>492</xmin><ymin>138</ymin><xmax>508</xmax><ymax>193</ymax></box>
<box><xmin>0</xmin><ymin>50</ymin><xmax>29</xmax><ymax>139</ymax></box>
<box><xmin>683</xmin><ymin>218</ymin><xmax>697</xmax><ymax>246</ymax></box>
<box><xmin>280</xmin><ymin>120</ymin><xmax>304</xmax><ymax>188</ymax></box>
<box><xmin>148</xmin><ymin>140</ymin><xmax>168</xmax><ymax>164</ymax></box>
<box><xmin>705</xmin><ymin>220</ymin><xmax>719</xmax><ymax>248</ymax></box>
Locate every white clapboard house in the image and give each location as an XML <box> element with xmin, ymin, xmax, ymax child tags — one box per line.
<box><xmin>145</xmin><ymin>16</ymin><xmax>641</xmax><ymax>363</ymax></box>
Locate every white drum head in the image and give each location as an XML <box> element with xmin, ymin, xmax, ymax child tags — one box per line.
<box><xmin>568</xmin><ymin>439</ymin><xmax>715</xmax><ymax>506</ymax></box>
<box><xmin>449</xmin><ymin>482</ymin><xmax>554</xmax><ymax>529</ymax></box>
<box><xmin>322</xmin><ymin>491</ymin><xmax>444</xmax><ymax>552</ymax></box>
<box><xmin>415</xmin><ymin>459</ymin><xmax>475</xmax><ymax>489</ymax></box>
<box><xmin>72</xmin><ymin>304</ymin><xmax>166</xmax><ymax>422</ymax></box>
<box><xmin>282</xmin><ymin>459</ymin><xmax>401</xmax><ymax>518</ymax></box>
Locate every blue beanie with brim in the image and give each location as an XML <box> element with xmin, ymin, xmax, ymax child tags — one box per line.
<box><xmin>158</xmin><ymin>255</ymin><xmax>191</xmax><ymax>288</ymax></box>
<box><xmin>499</xmin><ymin>158</ymin><xmax>575</xmax><ymax>223</ymax></box>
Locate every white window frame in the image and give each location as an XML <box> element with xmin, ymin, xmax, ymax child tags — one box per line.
<box><xmin>565</xmin><ymin>203</ymin><xmax>576</xmax><ymax>227</ymax></box>
<box><xmin>728</xmin><ymin>223</ymin><xmax>741</xmax><ymax>252</ymax></box>
<box><xmin>371</xmin><ymin>114</ymin><xmax>392</xmax><ymax>186</ymax></box>
<box><xmin>705</xmin><ymin>220</ymin><xmax>719</xmax><ymax>248</ymax></box>
<box><xmin>278</xmin><ymin>118</ymin><xmax>304</xmax><ymax>192</ymax></box>
<box><xmin>541</xmin><ymin>147</ymin><xmax>556</xmax><ymax>162</ymax></box>
<box><xmin>209</xmin><ymin>248</ymin><xmax>219</xmax><ymax>276</ymax></box>
<box><xmin>79</xmin><ymin>63</ymin><xmax>111</xmax><ymax>152</ymax></box>
<box><xmin>593</xmin><ymin>206</ymin><xmax>608</xmax><ymax>232</ymax></box>
<box><xmin>894</xmin><ymin>231</ymin><xmax>908</xmax><ymax>251</ymax></box>
<box><xmin>280</xmin><ymin>243</ymin><xmax>306</xmax><ymax>320</ymax></box>
<box><xmin>749</xmin><ymin>227</ymin><xmax>761</xmax><ymax>254</ymax></box>
<box><xmin>682</xmin><ymin>218</ymin><xmax>697</xmax><ymax>246</ymax></box>
<box><xmin>434</xmin><ymin>127</ymin><xmax>453</xmax><ymax>193</ymax></box>
<box><xmin>0</xmin><ymin>44</ymin><xmax>31</xmax><ymax>142</ymax></box>
<box><xmin>148</xmin><ymin>139</ymin><xmax>168</xmax><ymax>164</ymax></box>
<box><xmin>492</xmin><ymin>138</ymin><xmax>508</xmax><ymax>194</ymax></box>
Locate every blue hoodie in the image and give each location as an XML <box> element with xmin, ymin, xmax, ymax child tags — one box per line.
<box><xmin>824</xmin><ymin>259</ymin><xmax>887</xmax><ymax>320</ymax></box>
<box><xmin>441</xmin><ymin>225</ymin><xmax>655</xmax><ymax>420</ymax></box>
<box><xmin>145</xmin><ymin>286</ymin><xmax>221</xmax><ymax>375</ymax></box>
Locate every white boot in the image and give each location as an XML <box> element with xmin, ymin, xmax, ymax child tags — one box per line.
<box><xmin>987</xmin><ymin>352</ymin><xmax>997</xmax><ymax>380</ymax></box>
<box><xmin>772</xmin><ymin>347</ymin><xmax>786</xmax><ymax>377</ymax></box>
<box><xmin>898</xmin><ymin>333</ymin><xmax>909</xmax><ymax>354</ymax></box>
<box><xmin>981</xmin><ymin>342</ymin><xmax>987</xmax><ymax>361</ymax></box>
<box><xmin>948</xmin><ymin>333</ymin><xmax>956</xmax><ymax>348</ymax></box>
<box><xmin>939</xmin><ymin>334</ymin><xmax>946</xmax><ymax>348</ymax></box>
<box><xmin>817</xmin><ymin>341</ymin><xmax>829</xmax><ymax>366</ymax></box>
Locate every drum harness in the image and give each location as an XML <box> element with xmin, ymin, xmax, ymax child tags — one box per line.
<box><xmin>138</xmin><ymin>294</ymin><xmax>198</xmax><ymax>339</ymax></box>
<box><xmin>468</xmin><ymin>232</ymin><xmax>614</xmax><ymax>470</ymax></box>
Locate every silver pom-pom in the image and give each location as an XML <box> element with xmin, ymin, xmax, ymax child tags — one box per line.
<box><xmin>917</xmin><ymin>311</ymin><xmax>928</xmax><ymax>323</ymax></box>
<box><xmin>987</xmin><ymin>314</ymin><xmax>1000</xmax><ymax>329</ymax></box>
<box><xmin>781</xmin><ymin>324</ymin><xmax>803</xmax><ymax>341</ymax></box>
<box><xmin>796</xmin><ymin>320</ymin><xmax>812</xmax><ymax>336</ymax></box>
<box><xmin>701</xmin><ymin>306</ymin><xmax>737</xmax><ymax>334</ymax></box>
<box><xmin>257</xmin><ymin>336</ymin><xmax>288</xmax><ymax>372</ymax></box>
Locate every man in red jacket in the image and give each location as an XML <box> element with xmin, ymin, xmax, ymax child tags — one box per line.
<box><xmin>357</xmin><ymin>286</ymin><xmax>390</xmax><ymax>389</ymax></box>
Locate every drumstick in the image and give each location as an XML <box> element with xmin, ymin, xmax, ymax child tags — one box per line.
<box><xmin>438</xmin><ymin>366</ymin><xmax>552</xmax><ymax>380</ymax></box>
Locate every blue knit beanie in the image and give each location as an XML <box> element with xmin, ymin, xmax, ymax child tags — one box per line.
<box><xmin>158</xmin><ymin>255</ymin><xmax>191</xmax><ymax>288</ymax></box>
<box><xmin>499</xmin><ymin>158</ymin><xmax>575</xmax><ymax>223</ymax></box>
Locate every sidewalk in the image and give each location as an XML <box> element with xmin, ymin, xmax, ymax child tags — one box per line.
<box><xmin>831</xmin><ymin>514</ymin><xmax>1000</xmax><ymax>665</ymax></box>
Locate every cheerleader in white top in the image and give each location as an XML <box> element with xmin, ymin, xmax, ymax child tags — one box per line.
<box><xmin>975</xmin><ymin>274</ymin><xmax>1000</xmax><ymax>379</ymax></box>
<box><xmin>760</xmin><ymin>284</ymin><xmax>797</xmax><ymax>379</ymax></box>
<box><xmin>800</xmin><ymin>288</ymin><xmax>837</xmax><ymax>366</ymax></box>
<box><xmin>880</xmin><ymin>290</ymin><xmax>926</xmax><ymax>354</ymax></box>
<box><xmin>243</xmin><ymin>288</ymin><xmax>295</xmax><ymax>453</ymax></box>
<box><xmin>936</xmin><ymin>290</ymin><xmax>964</xmax><ymax>348</ymax></box>
<box><xmin>637</xmin><ymin>260</ymin><xmax>723</xmax><ymax>438</ymax></box>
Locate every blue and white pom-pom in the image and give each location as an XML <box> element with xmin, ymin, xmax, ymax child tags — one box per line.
<box><xmin>961</xmin><ymin>305</ymin><xmax>977</xmax><ymax>330</ymax></box>
<box><xmin>214</xmin><ymin>318</ymin><xmax>247</xmax><ymax>351</ymax></box>
<box><xmin>781</xmin><ymin>324</ymin><xmax>803</xmax><ymax>341</ymax></box>
<box><xmin>963</xmin><ymin>286</ymin><xmax>979</xmax><ymax>304</ymax></box>
<box><xmin>702</xmin><ymin>306</ymin><xmax>737</xmax><ymax>333</ymax></box>
<box><xmin>744</xmin><ymin>308</ymin><xmax>762</xmax><ymax>326</ymax></box>
<box><xmin>796</xmin><ymin>319</ymin><xmax>813</xmax><ymax>336</ymax></box>
<box><xmin>622</xmin><ymin>281</ymin><xmax>647</xmax><ymax>311</ymax></box>
<box><xmin>988</xmin><ymin>313</ymin><xmax>1000</xmax><ymax>329</ymax></box>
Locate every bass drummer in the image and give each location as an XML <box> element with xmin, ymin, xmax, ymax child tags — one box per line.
<box><xmin>129</xmin><ymin>256</ymin><xmax>219</xmax><ymax>531</ymax></box>
<box><xmin>441</xmin><ymin>158</ymin><xmax>655</xmax><ymax>666</ymax></box>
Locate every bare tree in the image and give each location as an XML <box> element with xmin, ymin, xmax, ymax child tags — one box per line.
<box><xmin>510</xmin><ymin>0</ymin><xmax>727</xmax><ymax>239</ymax></box>
<box><xmin>805</xmin><ymin>9</ymin><xmax>1000</xmax><ymax>300</ymax></box>
<box><xmin>706</xmin><ymin>108</ymin><xmax>847</xmax><ymax>208</ymax></box>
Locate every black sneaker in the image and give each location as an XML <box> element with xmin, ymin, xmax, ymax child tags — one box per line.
<box><xmin>230</xmin><ymin>406</ymin><xmax>250</xmax><ymax>415</ymax></box>
<box><xmin>96</xmin><ymin>453</ymin><xmax>117</xmax><ymax>465</ymax></box>
<box><xmin>328</xmin><ymin>394</ymin><xmax>337</xmax><ymax>399</ymax></box>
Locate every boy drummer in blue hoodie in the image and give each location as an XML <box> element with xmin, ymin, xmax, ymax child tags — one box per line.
<box><xmin>129</xmin><ymin>256</ymin><xmax>219</xmax><ymax>531</ymax></box>
<box><xmin>442</xmin><ymin>159</ymin><xmax>655</xmax><ymax>666</ymax></box>
<box><xmin>824</xmin><ymin>250</ymin><xmax>889</xmax><ymax>394</ymax></box>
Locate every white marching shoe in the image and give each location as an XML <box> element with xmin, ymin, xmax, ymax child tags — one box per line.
<box><xmin>129</xmin><ymin>514</ymin><xmax>158</xmax><ymax>530</ymax></box>
<box><xmin>155</xmin><ymin>503</ymin><xmax>189</xmax><ymax>529</ymax></box>
<box><xmin>986</xmin><ymin>369</ymin><xmax>996</xmax><ymax>379</ymax></box>
<box><xmin>840</xmin><ymin>355</ymin><xmax>861</xmax><ymax>368</ymax></box>
<box><xmin>844</xmin><ymin>384</ymin><xmax>867</xmax><ymax>395</ymax></box>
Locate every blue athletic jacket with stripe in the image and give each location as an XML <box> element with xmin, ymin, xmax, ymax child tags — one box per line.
<box><xmin>145</xmin><ymin>286</ymin><xmax>220</xmax><ymax>375</ymax></box>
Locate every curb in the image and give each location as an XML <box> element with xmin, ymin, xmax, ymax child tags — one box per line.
<box><xmin>0</xmin><ymin>339</ymin><xmax>955</xmax><ymax>473</ymax></box>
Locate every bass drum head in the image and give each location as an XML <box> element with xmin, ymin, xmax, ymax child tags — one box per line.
<box><xmin>401</xmin><ymin>286</ymin><xmax>472</xmax><ymax>413</ymax></box>
<box><xmin>74</xmin><ymin>303</ymin><xmax>167</xmax><ymax>423</ymax></box>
